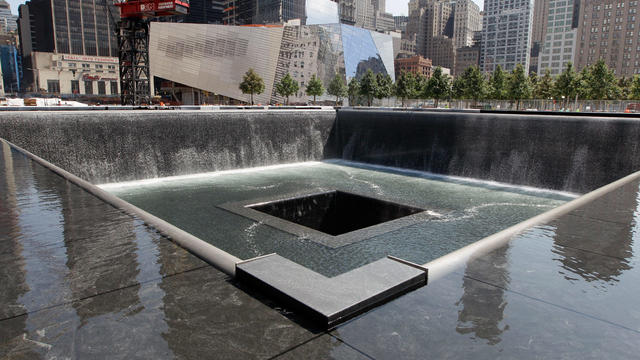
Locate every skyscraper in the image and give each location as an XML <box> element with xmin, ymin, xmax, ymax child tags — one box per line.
<box><xmin>538</xmin><ymin>0</ymin><xmax>579</xmax><ymax>75</ymax></box>
<box><xmin>415</xmin><ymin>0</ymin><xmax>456</xmax><ymax>72</ymax></box>
<box><xmin>480</xmin><ymin>0</ymin><xmax>534</xmax><ymax>73</ymax></box>
<box><xmin>575</xmin><ymin>0</ymin><xmax>640</xmax><ymax>77</ymax></box>
<box><xmin>453</xmin><ymin>0</ymin><xmax>482</xmax><ymax>49</ymax></box>
<box><xmin>223</xmin><ymin>0</ymin><xmax>305</xmax><ymax>25</ymax></box>
<box><xmin>529</xmin><ymin>0</ymin><xmax>549</xmax><ymax>73</ymax></box>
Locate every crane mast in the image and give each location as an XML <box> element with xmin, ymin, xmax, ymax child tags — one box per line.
<box><xmin>114</xmin><ymin>0</ymin><xmax>189</xmax><ymax>105</ymax></box>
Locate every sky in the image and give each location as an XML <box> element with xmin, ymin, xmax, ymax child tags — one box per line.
<box><xmin>7</xmin><ymin>0</ymin><xmax>486</xmax><ymax>17</ymax></box>
<box><xmin>387</xmin><ymin>0</ymin><xmax>484</xmax><ymax>16</ymax></box>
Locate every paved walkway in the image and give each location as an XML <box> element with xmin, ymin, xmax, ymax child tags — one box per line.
<box><xmin>2</xmin><ymin>141</ymin><xmax>640</xmax><ymax>359</ymax></box>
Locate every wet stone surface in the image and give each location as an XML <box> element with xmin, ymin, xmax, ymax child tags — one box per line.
<box><xmin>3</xmin><ymin>139</ymin><xmax>640</xmax><ymax>359</ymax></box>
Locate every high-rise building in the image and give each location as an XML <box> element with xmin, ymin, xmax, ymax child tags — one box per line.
<box><xmin>18</xmin><ymin>0</ymin><xmax>120</xmax><ymax>97</ymax></box>
<box><xmin>453</xmin><ymin>0</ymin><xmax>482</xmax><ymax>49</ymax></box>
<box><xmin>0</xmin><ymin>1</ymin><xmax>17</xmax><ymax>33</ymax></box>
<box><xmin>575</xmin><ymin>0</ymin><xmax>640</xmax><ymax>77</ymax></box>
<box><xmin>374</xmin><ymin>10</ymin><xmax>395</xmax><ymax>32</ymax></box>
<box><xmin>182</xmin><ymin>0</ymin><xmax>225</xmax><ymax>23</ymax></box>
<box><xmin>355</xmin><ymin>0</ymin><xmax>375</xmax><ymax>29</ymax></box>
<box><xmin>538</xmin><ymin>0</ymin><xmax>579</xmax><ymax>75</ymax></box>
<box><xmin>415</xmin><ymin>0</ymin><xmax>456</xmax><ymax>72</ymax></box>
<box><xmin>529</xmin><ymin>0</ymin><xmax>549</xmax><ymax>73</ymax></box>
<box><xmin>394</xmin><ymin>15</ymin><xmax>408</xmax><ymax>33</ymax></box>
<box><xmin>334</xmin><ymin>0</ymin><xmax>356</xmax><ymax>25</ymax></box>
<box><xmin>223</xmin><ymin>0</ymin><xmax>305</xmax><ymax>25</ymax></box>
<box><xmin>480</xmin><ymin>0</ymin><xmax>534</xmax><ymax>73</ymax></box>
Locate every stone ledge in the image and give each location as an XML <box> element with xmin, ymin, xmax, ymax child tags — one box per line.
<box><xmin>236</xmin><ymin>254</ymin><xmax>428</xmax><ymax>328</ymax></box>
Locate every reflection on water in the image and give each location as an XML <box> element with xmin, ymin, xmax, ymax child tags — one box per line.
<box><xmin>551</xmin><ymin>184</ymin><xmax>638</xmax><ymax>284</ymax></box>
<box><xmin>456</xmin><ymin>245</ymin><xmax>511</xmax><ymax>345</ymax></box>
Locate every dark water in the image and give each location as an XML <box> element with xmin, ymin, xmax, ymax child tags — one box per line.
<box><xmin>106</xmin><ymin>161</ymin><xmax>572</xmax><ymax>277</ymax></box>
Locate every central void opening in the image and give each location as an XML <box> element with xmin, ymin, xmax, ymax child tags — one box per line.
<box><xmin>249</xmin><ymin>191</ymin><xmax>425</xmax><ymax>236</ymax></box>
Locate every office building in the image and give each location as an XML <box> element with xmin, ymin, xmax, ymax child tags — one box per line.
<box><xmin>18</xmin><ymin>0</ymin><xmax>119</xmax><ymax>96</ymax></box>
<box><xmin>480</xmin><ymin>0</ymin><xmax>534</xmax><ymax>73</ymax></box>
<box><xmin>223</xmin><ymin>0</ymin><xmax>305</xmax><ymax>25</ymax></box>
<box><xmin>575</xmin><ymin>0</ymin><xmax>640</xmax><ymax>76</ymax></box>
<box><xmin>538</xmin><ymin>0</ymin><xmax>579</xmax><ymax>75</ymax></box>
<box><xmin>415</xmin><ymin>0</ymin><xmax>456</xmax><ymax>72</ymax></box>
<box><xmin>453</xmin><ymin>0</ymin><xmax>482</xmax><ymax>49</ymax></box>
<box><xmin>529</xmin><ymin>0</ymin><xmax>549</xmax><ymax>73</ymax></box>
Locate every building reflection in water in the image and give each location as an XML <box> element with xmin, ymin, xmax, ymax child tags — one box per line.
<box><xmin>551</xmin><ymin>184</ymin><xmax>638</xmax><ymax>284</ymax></box>
<box><xmin>456</xmin><ymin>245</ymin><xmax>511</xmax><ymax>345</ymax></box>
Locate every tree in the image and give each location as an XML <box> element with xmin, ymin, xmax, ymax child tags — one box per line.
<box><xmin>305</xmin><ymin>75</ymin><xmax>325</xmax><ymax>104</ymax></box>
<box><xmin>585</xmin><ymin>60</ymin><xmax>620</xmax><ymax>100</ymax></box>
<box><xmin>488</xmin><ymin>65</ymin><xmax>508</xmax><ymax>100</ymax></box>
<box><xmin>347</xmin><ymin>77</ymin><xmax>360</xmax><ymax>105</ymax></box>
<box><xmin>375</xmin><ymin>73</ymin><xmax>394</xmax><ymax>102</ymax></box>
<box><xmin>457</xmin><ymin>66</ymin><xmax>487</xmax><ymax>105</ymax></box>
<box><xmin>239</xmin><ymin>68</ymin><xmax>264</xmax><ymax>105</ymax></box>
<box><xmin>327</xmin><ymin>73</ymin><xmax>348</xmax><ymax>105</ymax></box>
<box><xmin>425</xmin><ymin>66</ymin><xmax>451</xmax><ymax>108</ymax></box>
<box><xmin>275</xmin><ymin>73</ymin><xmax>299</xmax><ymax>105</ymax></box>
<box><xmin>535</xmin><ymin>68</ymin><xmax>555</xmax><ymax>99</ymax></box>
<box><xmin>395</xmin><ymin>71</ymin><xmax>418</xmax><ymax>106</ymax></box>
<box><xmin>554</xmin><ymin>62</ymin><xmax>579</xmax><ymax>106</ymax></box>
<box><xmin>529</xmin><ymin>71</ymin><xmax>538</xmax><ymax>92</ymax></box>
<box><xmin>619</xmin><ymin>77</ymin><xmax>632</xmax><ymax>100</ymax></box>
<box><xmin>631</xmin><ymin>75</ymin><xmax>640</xmax><ymax>100</ymax></box>
<box><xmin>508</xmin><ymin>64</ymin><xmax>532</xmax><ymax>110</ymax></box>
<box><xmin>451</xmin><ymin>75</ymin><xmax>465</xmax><ymax>100</ymax></box>
<box><xmin>359</xmin><ymin>69</ymin><xmax>379</xmax><ymax>106</ymax></box>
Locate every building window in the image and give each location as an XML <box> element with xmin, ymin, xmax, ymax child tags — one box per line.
<box><xmin>85</xmin><ymin>80</ymin><xmax>93</xmax><ymax>95</ymax></box>
<box><xmin>47</xmin><ymin>80</ymin><xmax>60</xmax><ymax>94</ymax></box>
<box><xmin>110</xmin><ymin>81</ymin><xmax>118</xmax><ymax>95</ymax></box>
<box><xmin>71</xmin><ymin>80</ymin><xmax>80</xmax><ymax>94</ymax></box>
<box><xmin>98</xmin><ymin>81</ymin><xmax>106</xmax><ymax>95</ymax></box>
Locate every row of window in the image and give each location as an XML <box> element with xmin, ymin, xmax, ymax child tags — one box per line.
<box><xmin>47</xmin><ymin>80</ymin><xmax>118</xmax><ymax>95</ymax></box>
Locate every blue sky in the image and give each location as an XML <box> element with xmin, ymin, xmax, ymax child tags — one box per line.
<box><xmin>7</xmin><ymin>0</ymin><xmax>486</xmax><ymax>17</ymax></box>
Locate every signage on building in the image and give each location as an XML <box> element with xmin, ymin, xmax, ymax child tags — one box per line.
<box><xmin>62</xmin><ymin>55</ymin><xmax>118</xmax><ymax>64</ymax></box>
<box><xmin>82</xmin><ymin>75</ymin><xmax>100</xmax><ymax>81</ymax></box>
<box><xmin>157</xmin><ymin>2</ymin><xmax>175</xmax><ymax>10</ymax></box>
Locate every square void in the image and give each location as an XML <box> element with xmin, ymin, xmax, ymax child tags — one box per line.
<box><xmin>249</xmin><ymin>191</ymin><xmax>425</xmax><ymax>236</ymax></box>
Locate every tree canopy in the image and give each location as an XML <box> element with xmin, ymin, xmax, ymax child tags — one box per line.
<box><xmin>305</xmin><ymin>75</ymin><xmax>325</xmax><ymax>104</ymax></box>
<box><xmin>488</xmin><ymin>65</ymin><xmax>508</xmax><ymax>100</ymax></box>
<box><xmin>508</xmin><ymin>64</ymin><xmax>532</xmax><ymax>109</ymax></box>
<box><xmin>425</xmin><ymin>67</ymin><xmax>451</xmax><ymax>107</ymax></box>
<box><xmin>327</xmin><ymin>74</ymin><xmax>348</xmax><ymax>104</ymax></box>
<box><xmin>359</xmin><ymin>69</ymin><xmax>379</xmax><ymax>106</ymax></box>
<box><xmin>395</xmin><ymin>71</ymin><xmax>418</xmax><ymax>106</ymax></box>
<box><xmin>239</xmin><ymin>68</ymin><xmax>265</xmax><ymax>105</ymax></box>
<box><xmin>275</xmin><ymin>73</ymin><xmax>299</xmax><ymax>105</ymax></box>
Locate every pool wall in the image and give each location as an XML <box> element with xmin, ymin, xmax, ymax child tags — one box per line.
<box><xmin>2</xmin><ymin>109</ymin><xmax>640</xmax><ymax>193</ymax></box>
<box><xmin>332</xmin><ymin>109</ymin><xmax>640</xmax><ymax>193</ymax></box>
<box><xmin>0</xmin><ymin>110</ymin><xmax>335</xmax><ymax>184</ymax></box>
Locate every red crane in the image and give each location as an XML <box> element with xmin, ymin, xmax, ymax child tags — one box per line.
<box><xmin>112</xmin><ymin>0</ymin><xmax>189</xmax><ymax>105</ymax></box>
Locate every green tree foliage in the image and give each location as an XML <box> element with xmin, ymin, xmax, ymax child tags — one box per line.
<box><xmin>347</xmin><ymin>77</ymin><xmax>360</xmax><ymax>105</ymax></box>
<box><xmin>395</xmin><ymin>71</ymin><xmax>418</xmax><ymax>106</ymax></box>
<box><xmin>488</xmin><ymin>65</ymin><xmax>508</xmax><ymax>100</ymax></box>
<box><xmin>631</xmin><ymin>75</ymin><xmax>640</xmax><ymax>100</ymax></box>
<box><xmin>359</xmin><ymin>69</ymin><xmax>379</xmax><ymax>106</ymax></box>
<box><xmin>239</xmin><ymin>68</ymin><xmax>265</xmax><ymax>105</ymax></box>
<box><xmin>456</xmin><ymin>66</ymin><xmax>487</xmax><ymax>104</ymax></box>
<box><xmin>618</xmin><ymin>77</ymin><xmax>632</xmax><ymax>100</ymax></box>
<box><xmin>508</xmin><ymin>64</ymin><xmax>532</xmax><ymax>109</ymax></box>
<box><xmin>275</xmin><ymin>73</ymin><xmax>299</xmax><ymax>105</ymax></box>
<box><xmin>375</xmin><ymin>73</ymin><xmax>394</xmax><ymax>101</ymax></box>
<box><xmin>529</xmin><ymin>71</ymin><xmax>538</xmax><ymax>92</ymax></box>
<box><xmin>327</xmin><ymin>73</ymin><xmax>348</xmax><ymax>104</ymax></box>
<box><xmin>451</xmin><ymin>75</ymin><xmax>465</xmax><ymax>99</ymax></box>
<box><xmin>577</xmin><ymin>67</ymin><xmax>591</xmax><ymax>100</ymax></box>
<box><xmin>425</xmin><ymin>67</ymin><xmax>451</xmax><ymax>107</ymax></box>
<box><xmin>305</xmin><ymin>75</ymin><xmax>325</xmax><ymax>104</ymax></box>
<box><xmin>554</xmin><ymin>62</ymin><xmax>580</xmax><ymax>103</ymax></box>
<box><xmin>535</xmin><ymin>68</ymin><xmax>555</xmax><ymax>99</ymax></box>
<box><xmin>584</xmin><ymin>60</ymin><xmax>620</xmax><ymax>100</ymax></box>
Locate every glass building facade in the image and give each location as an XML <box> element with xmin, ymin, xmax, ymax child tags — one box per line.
<box><xmin>150</xmin><ymin>22</ymin><xmax>394</xmax><ymax>104</ymax></box>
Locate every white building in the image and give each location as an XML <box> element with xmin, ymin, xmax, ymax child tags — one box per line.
<box><xmin>480</xmin><ymin>0</ymin><xmax>534</xmax><ymax>73</ymax></box>
<box><xmin>453</xmin><ymin>0</ymin><xmax>482</xmax><ymax>49</ymax></box>
<box><xmin>538</xmin><ymin>0</ymin><xmax>577</xmax><ymax>75</ymax></box>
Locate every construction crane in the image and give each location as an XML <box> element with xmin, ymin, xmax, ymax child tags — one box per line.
<box><xmin>110</xmin><ymin>0</ymin><xmax>190</xmax><ymax>105</ymax></box>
